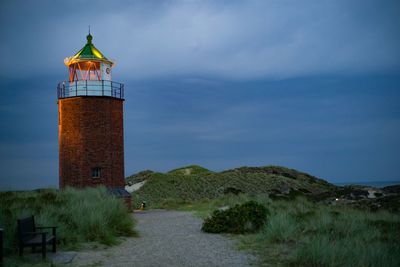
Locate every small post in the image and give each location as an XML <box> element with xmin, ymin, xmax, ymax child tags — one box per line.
<box><xmin>62</xmin><ymin>81</ymin><xmax>66</xmax><ymax>98</ymax></box>
<box><xmin>41</xmin><ymin>233</ymin><xmax>46</xmax><ymax>259</ymax></box>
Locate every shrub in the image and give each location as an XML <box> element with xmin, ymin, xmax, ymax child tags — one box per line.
<box><xmin>202</xmin><ymin>201</ymin><xmax>268</xmax><ymax>234</ymax></box>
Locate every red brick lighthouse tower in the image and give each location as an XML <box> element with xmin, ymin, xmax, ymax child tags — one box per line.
<box><xmin>57</xmin><ymin>33</ymin><xmax>130</xmax><ymax>206</ymax></box>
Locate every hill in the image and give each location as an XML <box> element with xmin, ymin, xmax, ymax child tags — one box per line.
<box><xmin>127</xmin><ymin>165</ymin><xmax>337</xmax><ymax>208</ymax></box>
<box><xmin>168</xmin><ymin>165</ymin><xmax>212</xmax><ymax>175</ymax></box>
<box><xmin>126</xmin><ymin>170</ymin><xmax>154</xmax><ymax>185</ymax></box>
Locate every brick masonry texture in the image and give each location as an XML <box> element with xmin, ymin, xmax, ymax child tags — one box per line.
<box><xmin>58</xmin><ymin>97</ymin><xmax>125</xmax><ymax>189</ymax></box>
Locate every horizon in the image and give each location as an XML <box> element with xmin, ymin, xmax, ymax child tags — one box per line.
<box><xmin>1</xmin><ymin>0</ymin><xmax>400</xmax><ymax>190</ymax></box>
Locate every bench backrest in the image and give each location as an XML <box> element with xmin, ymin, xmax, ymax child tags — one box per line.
<box><xmin>17</xmin><ymin>216</ymin><xmax>35</xmax><ymax>243</ymax></box>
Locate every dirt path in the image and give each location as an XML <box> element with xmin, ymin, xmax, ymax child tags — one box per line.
<box><xmin>69</xmin><ymin>210</ymin><xmax>255</xmax><ymax>267</ymax></box>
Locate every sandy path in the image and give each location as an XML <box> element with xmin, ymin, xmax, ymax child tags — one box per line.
<box><xmin>69</xmin><ymin>210</ymin><xmax>255</xmax><ymax>267</ymax></box>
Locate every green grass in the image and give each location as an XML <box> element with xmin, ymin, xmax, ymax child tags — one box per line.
<box><xmin>256</xmin><ymin>199</ymin><xmax>399</xmax><ymax>267</ymax></box>
<box><xmin>291</xmin><ymin>207</ymin><xmax>400</xmax><ymax>267</ymax></box>
<box><xmin>0</xmin><ymin>187</ymin><xmax>136</xmax><ymax>260</ymax></box>
<box><xmin>131</xmin><ymin>165</ymin><xmax>335</xmax><ymax>209</ymax></box>
<box><xmin>168</xmin><ymin>165</ymin><xmax>212</xmax><ymax>175</ymax></box>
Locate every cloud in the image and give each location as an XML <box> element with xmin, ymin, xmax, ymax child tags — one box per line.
<box><xmin>0</xmin><ymin>0</ymin><xmax>399</xmax><ymax>80</ymax></box>
<box><xmin>1</xmin><ymin>74</ymin><xmax>400</xmax><ymax>189</ymax></box>
<box><xmin>1</xmin><ymin>1</ymin><xmax>400</xmax><ymax>190</ymax></box>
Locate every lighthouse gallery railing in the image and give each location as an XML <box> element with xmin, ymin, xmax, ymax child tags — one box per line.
<box><xmin>57</xmin><ymin>80</ymin><xmax>124</xmax><ymax>99</ymax></box>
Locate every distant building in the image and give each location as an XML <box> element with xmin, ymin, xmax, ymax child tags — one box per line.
<box><xmin>57</xmin><ymin>33</ymin><xmax>131</xmax><ymax>209</ymax></box>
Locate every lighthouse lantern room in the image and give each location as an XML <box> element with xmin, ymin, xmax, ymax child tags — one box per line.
<box><xmin>58</xmin><ymin>33</ymin><xmax>123</xmax><ymax>99</ymax></box>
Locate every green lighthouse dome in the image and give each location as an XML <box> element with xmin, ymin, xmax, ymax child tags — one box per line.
<box><xmin>64</xmin><ymin>34</ymin><xmax>114</xmax><ymax>67</ymax></box>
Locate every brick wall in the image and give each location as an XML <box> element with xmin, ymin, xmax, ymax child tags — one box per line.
<box><xmin>58</xmin><ymin>97</ymin><xmax>125</xmax><ymax>189</ymax></box>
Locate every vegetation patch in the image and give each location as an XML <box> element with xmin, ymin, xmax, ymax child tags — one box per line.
<box><xmin>202</xmin><ymin>201</ymin><xmax>268</xmax><ymax>234</ymax></box>
<box><xmin>130</xmin><ymin>165</ymin><xmax>336</xmax><ymax>209</ymax></box>
<box><xmin>247</xmin><ymin>198</ymin><xmax>400</xmax><ymax>267</ymax></box>
<box><xmin>168</xmin><ymin>165</ymin><xmax>212</xmax><ymax>176</ymax></box>
<box><xmin>0</xmin><ymin>187</ymin><xmax>136</xmax><ymax>258</ymax></box>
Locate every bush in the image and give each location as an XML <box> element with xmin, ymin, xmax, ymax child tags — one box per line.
<box><xmin>202</xmin><ymin>201</ymin><xmax>268</xmax><ymax>234</ymax></box>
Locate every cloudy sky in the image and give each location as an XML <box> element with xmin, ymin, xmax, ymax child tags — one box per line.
<box><xmin>0</xmin><ymin>0</ymin><xmax>399</xmax><ymax>190</ymax></box>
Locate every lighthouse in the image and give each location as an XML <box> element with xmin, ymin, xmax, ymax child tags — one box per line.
<box><xmin>57</xmin><ymin>33</ymin><xmax>131</xmax><ymax>207</ymax></box>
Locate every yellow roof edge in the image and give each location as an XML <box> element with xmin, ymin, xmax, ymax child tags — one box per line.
<box><xmin>64</xmin><ymin>57</ymin><xmax>115</xmax><ymax>67</ymax></box>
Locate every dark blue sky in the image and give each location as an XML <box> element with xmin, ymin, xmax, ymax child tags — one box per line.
<box><xmin>0</xmin><ymin>0</ymin><xmax>399</xmax><ymax>190</ymax></box>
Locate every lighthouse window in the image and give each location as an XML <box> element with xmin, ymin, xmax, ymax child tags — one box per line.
<box><xmin>91</xmin><ymin>167</ymin><xmax>101</xmax><ymax>178</ymax></box>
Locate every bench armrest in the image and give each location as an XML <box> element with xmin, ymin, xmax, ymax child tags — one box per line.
<box><xmin>36</xmin><ymin>226</ymin><xmax>57</xmax><ymax>236</ymax></box>
<box><xmin>22</xmin><ymin>231</ymin><xmax>46</xmax><ymax>235</ymax></box>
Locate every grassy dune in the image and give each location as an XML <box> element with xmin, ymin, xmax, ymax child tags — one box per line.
<box><xmin>131</xmin><ymin>165</ymin><xmax>335</xmax><ymax>208</ymax></box>
<box><xmin>0</xmin><ymin>187</ymin><xmax>135</xmax><ymax>260</ymax></box>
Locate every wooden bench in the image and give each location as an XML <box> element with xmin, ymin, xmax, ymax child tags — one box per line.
<box><xmin>17</xmin><ymin>216</ymin><xmax>57</xmax><ymax>259</ymax></box>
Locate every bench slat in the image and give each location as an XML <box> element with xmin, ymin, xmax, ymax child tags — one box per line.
<box><xmin>24</xmin><ymin>235</ymin><xmax>55</xmax><ymax>245</ymax></box>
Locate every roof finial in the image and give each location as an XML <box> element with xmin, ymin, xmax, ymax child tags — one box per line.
<box><xmin>87</xmin><ymin>26</ymin><xmax>93</xmax><ymax>44</ymax></box>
